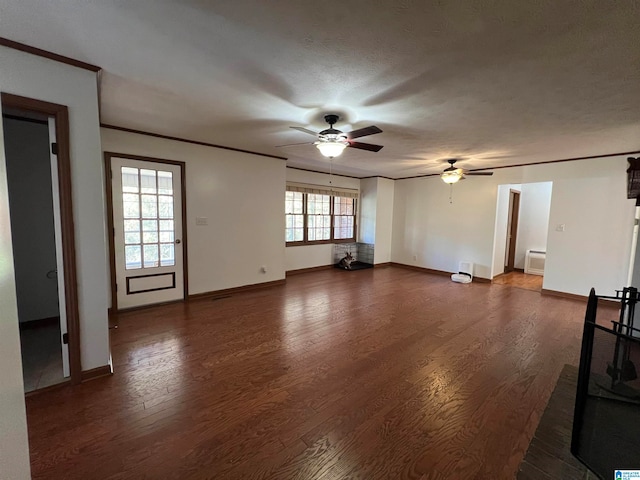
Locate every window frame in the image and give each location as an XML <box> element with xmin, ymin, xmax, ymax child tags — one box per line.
<box><xmin>285</xmin><ymin>192</ymin><xmax>357</xmax><ymax>246</ymax></box>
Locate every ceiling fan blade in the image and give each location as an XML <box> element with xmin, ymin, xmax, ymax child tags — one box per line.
<box><xmin>348</xmin><ymin>141</ymin><xmax>384</xmax><ymax>152</ymax></box>
<box><xmin>346</xmin><ymin>125</ymin><xmax>382</xmax><ymax>139</ymax></box>
<box><xmin>275</xmin><ymin>141</ymin><xmax>314</xmax><ymax>148</ymax></box>
<box><xmin>465</xmin><ymin>172</ymin><xmax>494</xmax><ymax>176</ymax></box>
<box><xmin>290</xmin><ymin>126</ymin><xmax>318</xmax><ymax>136</ymax></box>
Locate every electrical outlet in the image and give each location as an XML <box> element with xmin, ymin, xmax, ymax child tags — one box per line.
<box><xmin>556</xmin><ymin>223</ymin><xmax>565</xmax><ymax>232</ymax></box>
<box><xmin>260</xmin><ymin>265</ymin><xmax>267</xmax><ymax>273</ymax></box>
<box><xmin>413</xmin><ymin>254</ymin><xmax>418</xmax><ymax>261</ymax></box>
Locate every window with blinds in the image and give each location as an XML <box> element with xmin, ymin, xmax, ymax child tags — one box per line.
<box><xmin>285</xmin><ymin>183</ymin><xmax>358</xmax><ymax>245</ymax></box>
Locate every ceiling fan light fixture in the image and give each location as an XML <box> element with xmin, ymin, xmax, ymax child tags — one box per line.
<box><xmin>315</xmin><ymin>139</ymin><xmax>348</xmax><ymax>158</ymax></box>
<box><xmin>441</xmin><ymin>170</ymin><xmax>462</xmax><ymax>184</ymax></box>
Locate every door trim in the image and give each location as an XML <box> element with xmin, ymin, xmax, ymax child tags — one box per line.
<box><xmin>1</xmin><ymin>92</ymin><xmax>82</xmax><ymax>385</ymax></box>
<box><xmin>505</xmin><ymin>189</ymin><xmax>521</xmax><ymax>272</ymax></box>
<box><xmin>104</xmin><ymin>152</ymin><xmax>188</xmax><ymax>311</ymax></box>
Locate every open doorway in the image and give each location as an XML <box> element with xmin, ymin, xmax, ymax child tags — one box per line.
<box><xmin>2</xmin><ymin>93</ymin><xmax>81</xmax><ymax>390</ymax></box>
<box><xmin>505</xmin><ymin>189</ymin><xmax>520</xmax><ymax>273</ymax></box>
<box><xmin>3</xmin><ymin>112</ymin><xmax>66</xmax><ymax>391</ymax></box>
<box><xmin>492</xmin><ymin>182</ymin><xmax>553</xmax><ymax>292</ymax></box>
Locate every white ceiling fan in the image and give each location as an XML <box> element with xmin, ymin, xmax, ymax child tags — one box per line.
<box><xmin>278</xmin><ymin>114</ymin><xmax>384</xmax><ymax>158</ymax></box>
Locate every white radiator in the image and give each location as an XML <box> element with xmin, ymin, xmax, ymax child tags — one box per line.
<box><xmin>525</xmin><ymin>250</ymin><xmax>546</xmax><ymax>276</ymax></box>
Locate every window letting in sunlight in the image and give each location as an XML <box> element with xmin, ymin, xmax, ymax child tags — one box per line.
<box><xmin>122</xmin><ymin>167</ymin><xmax>176</xmax><ymax>269</ymax></box>
<box><xmin>285</xmin><ymin>184</ymin><xmax>358</xmax><ymax>245</ymax></box>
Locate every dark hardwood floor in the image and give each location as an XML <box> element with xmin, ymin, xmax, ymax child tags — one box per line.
<box><xmin>25</xmin><ymin>267</ymin><xmax>592</xmax><ymax>479</ymax></box>
<box><xmin>517</xmin><ymin>365</ymin><xmax>588</xmax><ymax>479</ymax></box>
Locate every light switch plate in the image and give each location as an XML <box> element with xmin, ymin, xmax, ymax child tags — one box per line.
<box><xmin>195</xmin><ymin>216</ymin><xmax>208</xmax><ymax>226</ymax></box>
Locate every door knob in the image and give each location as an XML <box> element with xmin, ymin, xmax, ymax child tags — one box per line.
<box><xmin>175</xmin><ymin>239</ymin><xmax>181</xmax><ymax>244</ymax></box>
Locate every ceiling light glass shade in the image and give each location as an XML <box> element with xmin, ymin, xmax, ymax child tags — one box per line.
<box><xmin>315</xmin><ymin>140</ymin><xmax>348</xmax><ymax>158</ymax></box>
<box><xmin>441</xmin><ymin>170</ymin><xmax>462</xmax><ymax>184</ymax></box>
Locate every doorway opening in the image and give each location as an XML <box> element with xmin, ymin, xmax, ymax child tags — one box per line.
<box><xmin>1</xmin><ymin>93</ymin><xmax>81</xmax><ymax>390</ymax></box>
<box><xmin>505</xmin><ymin>189</ymin><xmax>520</xmax><ymax>273</ymax></box>
<box><xmin>491</xmin><ymin>182</ymin><xmax>553</xmax><ymax>292</ymax></box>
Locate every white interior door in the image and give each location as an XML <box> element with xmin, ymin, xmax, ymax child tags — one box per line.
<box><xmin>111</xmin><ymin>157</ymin><xmax>184</xmax><ymax>309</ymax></box>
<box><xmin>48</xmin><ymin>118</ymin><xmax>70</xmax><ymax>378</ymax></box>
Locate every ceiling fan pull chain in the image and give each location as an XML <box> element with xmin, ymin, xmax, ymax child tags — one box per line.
<box><xmin>329</xmin><ymin>158</ymin><xmax>333</xmax><ymax>193</ymax></box>
<box><xmin>449</xmin><ymin>184</ymin><xmax>453</xmax><ymax>204</ymax></box>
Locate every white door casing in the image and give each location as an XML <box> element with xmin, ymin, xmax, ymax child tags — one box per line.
<box><xmin>48</xmin><ymin>117</ymin><xmax>70</xmax><ymax>378</ymax></box>
<box><xmin>111</xmin><ymin>157</ymin><xmax>184</xmax><ymax>309</ymax></box>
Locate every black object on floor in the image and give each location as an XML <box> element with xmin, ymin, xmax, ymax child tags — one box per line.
<box><xmin>334</xmin><ymin>261</ymin><xmax>373</xmax><ymax>271</ymax></box>
<box><xmin>572</xmin><ymin>287</ymin><xmax>640</xmax><ymax>478</ymax></box>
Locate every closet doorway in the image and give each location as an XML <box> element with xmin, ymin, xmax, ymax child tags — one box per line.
<box><xmin>1</xmin><ymin>93</ymin><xmax>81</xmax><ymax>391</ymax></box>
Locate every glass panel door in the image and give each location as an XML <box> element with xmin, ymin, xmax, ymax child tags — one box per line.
<box><xmin>111</xmin><ymin>157</ymin><xmax>184</xmax><ymax>309</ymax></box>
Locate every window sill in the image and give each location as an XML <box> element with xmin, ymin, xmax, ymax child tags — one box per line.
<box><xmin>286</xmin><ymin>239</ymin><xmax>356</xmax><ymax>247</ymax></box>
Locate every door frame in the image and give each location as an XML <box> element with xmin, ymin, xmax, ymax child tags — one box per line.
<box><xmin>505</xmin><ymin>189</ymin><xmax>521</xmax><ymax>272</ymax></box>
<box><xmin>104</xmin><ymin>152</ymin><xmax>188</xmax><ymax>312</ymax></box>
<box><xmin>1</xmin><ymin>92</ymin><xmax>82</xmax><ymax>385</ymax></box>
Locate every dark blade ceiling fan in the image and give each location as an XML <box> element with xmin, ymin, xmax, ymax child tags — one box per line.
<box><xmin>440</xmin><ymin>159</ymin><xmax>493</xmax><ymax>184</ymax></box>
<box><xmin>277</xmin><ymin>114</ymin><xmax>383</xmax><ymax>158</ymax></box>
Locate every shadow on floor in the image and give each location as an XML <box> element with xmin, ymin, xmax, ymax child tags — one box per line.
<box><xmin>20</xmin><ymin>320</ymin><xmax>65</xmax><ymax>393</ymax></box>
<box><xmin>518</xmin><ymin>365</ymin><xmax>590</xmax><ymax>479</ymax></box>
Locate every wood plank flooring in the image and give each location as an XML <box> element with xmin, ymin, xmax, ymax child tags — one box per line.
<box><xmin>25</xmin><ymin>267</ymin><xmax>592</xmax><ymax>479</ymax></box>
<box><xmin>492</xmin><ymin>271</ymin><xmax>543</xmax><ymax>292</ymax></box>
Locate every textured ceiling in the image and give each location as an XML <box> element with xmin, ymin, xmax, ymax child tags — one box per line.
<box><xmin>1</xmin><ymin>1</ymin><xmax>639</xmax><ymax>178</ymax></box>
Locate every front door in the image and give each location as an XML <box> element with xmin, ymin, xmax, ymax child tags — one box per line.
<box><xmin>110</xmin><ymin>156</ymin><xmax>184</xmax><ymax>310</ymax></box>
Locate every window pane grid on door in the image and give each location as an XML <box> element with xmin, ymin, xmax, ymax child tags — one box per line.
<box><xmin>122</xmin><ymin>167</ymin><xmax>139</xmax><ymax>193</ymax></box>
<box><xmin>141</xmin><ymin>194</ymin><xmax>158</xmax><ymax>218</ymax></box>
<box><xmin>123</xmin><ymin>193</ymin><xmax>140</xmax><ymax>218</ymax></box>
<box><xmin>121</xmin><ymin>167</ymin><xmax>175</xmax><ymax>270</ymax></box>
<box><xmin>158</xmin><ymin>195</ymin><xmax>173</xmax><ymax>218</ymax></box>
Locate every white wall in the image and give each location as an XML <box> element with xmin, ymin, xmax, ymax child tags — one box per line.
<box><xmin>374</xmin><ymin>178</ymin><xmax>394</xmax><ymax>264</ymax></box>
<box><xmin>491</xmin><ymin>183</ymin><xmax>521</xmax><ymax>278</ymax></box>
<box><xmin>0</xmin><ymin>113</ymin><xmax>31</xmax><ymax>480</ymax></box>
<box><xmin>359</xmin><ymin>177</ymin><xmax>377</xmax><ymax>244</ymax></box>
<box><xmin>4</xmin><ymin>118</ymin><xmax>59</xmax><ymax>322</ymax></box>
<box><xmin>0</xmin><ymin>46</ymin><xmax>110</xmax><ymax>479</ymax></box>
<box><xmin>392</xmin><ymin>156</ymin><xmax>635</xmax><ymax>295</ymax></box>
<box><xmin>285</xmin><ymin>168</ymin><xmax>360</xmax><ymax>271</ymax></box>
<box><xmin>392</xmin><ymin>174</ymin><xmax>499</xmax><ymax>278</ymax></box>
<box><xmin>357</xmin><ymin>177</ymin><xmax>395</xmax><ymax>264</ymax></box>
<box><xmin>543</xmin><ymin>171</ymin><xmax>632</xmax><ymax>295</ymax></box>
<box><xmin>102</xmin><ymin>128</ymin><xmax>286</xmax><ymax>294</ymax></box>
<box><xmin>514</xmin><ymin>182</ymin><xmax>553</xmax><ymax>269</ymax></box>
